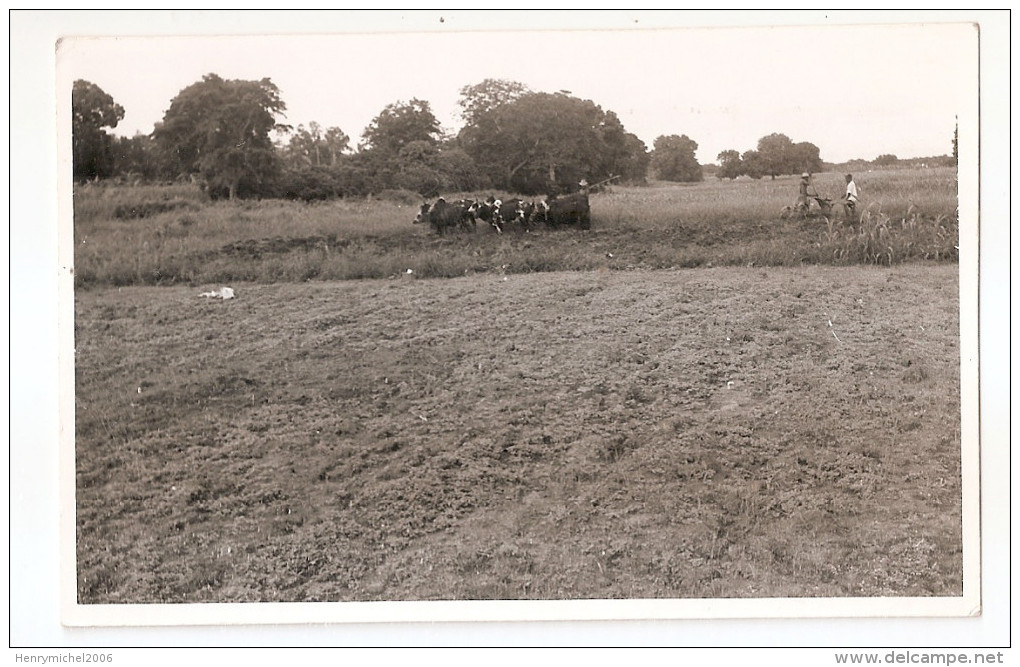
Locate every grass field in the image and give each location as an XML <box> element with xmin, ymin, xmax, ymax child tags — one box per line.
<box><xmin>72</xmin><ymin>168</ymin><xmax>959</xmax><ymax>288</ymax></box>
<box><xmin>73</xmin><ymin>167</ymin><xmax>962</xmax><ymax>603</ymax></box>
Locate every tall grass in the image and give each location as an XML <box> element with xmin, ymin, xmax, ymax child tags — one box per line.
<box><xmin>74</xmin><ymin>188</ymin><xmax>422</xmax><ymax>286</ymax></box>
<box><xmin>598</xmin><ymin>168</ymin><xmax>958</xmax><ymax>229</ymax></box>
<box><xmin>72</xmin><ymin>167</ymin><xmax>958</xmax><ymax>287</ymax></box>
<box><xmin>72</xmin><ymin>182</ymin><xmax>209</xmax><ymax>222</ymax></box>
<box><xmin>818</xmin><ymin>210</ymin><xmax>958</xmax><ymax>265</ymax></box>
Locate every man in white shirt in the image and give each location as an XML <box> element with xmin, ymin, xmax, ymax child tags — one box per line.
<box><xmin>843</xmin><ymin>173</ymin><xmax>859</xmax><ymax>221</ymax></box>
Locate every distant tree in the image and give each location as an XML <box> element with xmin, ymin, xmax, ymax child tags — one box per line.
<box><xmin>112</xmin><ymin>133</ymin><xmax>174</xmax><ymax>182</ymax></box>
<box><xmin>872</xmin><ymin>153</ymin><xmax>899</xmax><ymax>167</ymax></box>
<box><xmin>152</xmin><ymin>73</ymin><xmax>287</xmax><ymax>199</ymax></box>
<box><xmin>282</xmin><ymin>122</ymin><xmax>350</xmax><ymax>168</ymax></box>
<box><xmin>716</xmin><ymin>149</ymin><xmax>742</xmax><ymax>180</ymax></box>
<box><xmin>72</xmin><ymin>79</ymin><xmax>125</xmax><ymax>182</ymax></box>
<box><xmin>740</xmin><ymin>149</ymin><xmax>765</xmax><ymax>179</ymax></box>
<box><xmin>358</xmin><ymin>148</ymin><xmax>402</xmax><ymax>194</ymax></box>
<box><xmin>790</xmin><ymin>141</ymin><xmax>823</xmax><ymax>174</ymax></box>
<box><xmin>457</xmin><ymin>79</ymin><xmax>537</xmax><ymax>187</ymax></box>
<box><xmin>361</xmin><ymin>99</ymin><xmax>441</xmax><ymax>156</ymax></box>
<box><xmin>755</xmin><ymin>133</ymin><xmax>795</xmax><ymax>179</ymax></box>
<box><xmin>332</xmin><ymin>151</ymin><xmax>390</xmax><ymax>197</ymax></box>
<box><xmin>274</xmin><ymin>165</ymin><xmax>341</xmax><ymax>202</ymax></box>
<box><xmin>434</xmin><ymin>146</ymin><xmax>490</xmax><ymax>191</ymax></box>
<box><xmin>748</xmin><ymin>133</ymin><xmax>823</xmax><ymax>178</ymax></box>
<box><xmin>323</xmin><ymin>127</ymin><xmax>351</xmax><ymax>166</ymax></box>
<box><xmin>391</xmin><ymin>140</ymin><xmax>443</xmax><ymax>195</ymax></box>
<box><xmin>457</xmin><ymin>78</ymin><xmax>531</xmax><ymax>126</ymax></box>
<box><xmin>587</xmin><ymin>109</ymin><xmax>649</xmax><ymax>185</ymax></box>
<box><xmin>650</xmin><ymin>134</ymin><xmax>702</xmax><ymax>182</ymax></box>
<box><xmin>609</xmin><ymin>132</ymin><xmax>651</xmax><ymax>185</ymax></box>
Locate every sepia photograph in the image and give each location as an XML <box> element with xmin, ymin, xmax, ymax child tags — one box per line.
<box><xmin>11</xmin><ymin>11</ymin><xmax>1006</xmax><ymax>646</ymax></box>
<box><xmin>61</xmin><ymin>12</ymin><xmax>979</xmax><ymax>616</ymax></box>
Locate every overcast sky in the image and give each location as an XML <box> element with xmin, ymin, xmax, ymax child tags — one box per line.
<box><xmin>55</xmin><ymin>12</ymin><xmax>976</xmax><ymax>165</ymax></box>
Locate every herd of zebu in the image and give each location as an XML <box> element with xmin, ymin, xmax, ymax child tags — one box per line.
<box><xmin>413</xmin><ymin>190</ymin><xmax>591</xmax><ymax>234</ymax></box>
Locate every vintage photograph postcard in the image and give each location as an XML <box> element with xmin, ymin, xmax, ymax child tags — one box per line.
<box><xmin>11</xmin><ymin>10</ymin><xmax>1005</xmax><ymax>644</ymax></box>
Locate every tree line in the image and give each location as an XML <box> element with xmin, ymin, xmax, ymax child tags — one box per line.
<box><xmin>715</xmin><ymin>133</ymin><xmax>823</xmax><ymax>180</ymax></box>
<box><xmin>72</xmin><ymin>74</ymin><xmax>839</xmax><ymax>200</ymax></box>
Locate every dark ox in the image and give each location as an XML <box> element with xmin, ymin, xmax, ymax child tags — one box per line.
<box><xmin>545</xmin><ymin>192</ymin><xmax>591</xmax><ymax>229</ymax></box>
<box><xmin>472</xmin><ymin>197</ymin><xmax>525</xmax><ymax>234</ymax></box>
<box><xmin>519</xmin><ymin>201</ymin><xmax>539</xmax><ymax>228</ymax></box>
<box><xmin>530</xmin><ymin>200</ymin><xmax>550</xmax><ymax>224</ymax></box>
<box><xmin>412</xmin><ymin>198</ymin><xmax>475</xmax><ymax>234</ymax></box>
<box><xmin>493</xmin><ymin>198</ymin><xmax>526</xmax><ymax>233</ymax></box>
<box><xmin>473</xmin><ymin>199</ymin><xmax>498</xmax><ymax>231</ymax></box>
<box><xmin>450</xmin><ymin>198</ymin><xmax>480</xmax><ymax>229</ymax></box>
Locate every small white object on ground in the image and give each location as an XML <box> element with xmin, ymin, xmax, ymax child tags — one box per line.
<box><xmin>199</xmin><ymin>286</ymin><xmax>235</xmax><ymax>300</ymax></box>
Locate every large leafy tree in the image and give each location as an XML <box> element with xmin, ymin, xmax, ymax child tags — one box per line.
<box><xmin>790</xmin><ymin>141</ymin><xmax>823</xmax><ymax>174</ymax></box>
<box><xmin>152</xmin><ymin>73</ymin><xmax>286</xmax><ymax>199</ymax></box>
<box><xmin>361</xmin><ymin>99</ymin><xmax>441</xmax><ymax>156</ymax></box>
<box><xmin>756</xmin><ymin>133</ymin><xmax>795</xmax><ymax>179</ymax></box>
<box><xmin>650</xmin><ymin>134</ymin><xmax>702</xmax><ymax>182</ymax></box>
<box><xmin>391</xmin><ymin>140</ymin><xmax>443</xmax><ymax>195</ymax></box>
<box><xmin>434</xmin><ymin>146</ymin><xmax>489</xmax><ymax>191</ymax></box>
<box><xmin>608</xmin><ymin>131</ymin><xmax>651</xmax><ymax>185</ymax></box>
<box><xmin>591</xmin><ymin>111</ymin><xmax>650</xmax><ymax>185</ymax></box>
<box><xmin>389</xmin><ymin>140</ymin><xmax>489</xmax><ymax>195</ymax></box>
<box><xmin>459</xmin><ymin>90</ymin><xmax>646</xmax><ymax>194</ymax></box>
<box><xmin>72</xmin><ymin>80</ymin><xmax>125</xmax><ymax>182</ymax></box>
<box><xmin>740</xmin><ymin>149</ymin><xmax>765</xmax><ymax>180</ymax></box>
<box><xmin>754</xmin><ymin>133</ymin><xmax>822</xmax><ymax>178</ymax></box>
<box><xmin>457</xmin><ymin>78</ymin><xmax>531</xmax><ymax>126</ymax></box>
<box><xmin>355</xmin><ymin>99</ymin><xmax>489</xmax><ymax>195</ymax></box>
<box><xmin>716</xmin><ymin>149</ymin><xmax>742</xmax><ymax>180</ymax></box>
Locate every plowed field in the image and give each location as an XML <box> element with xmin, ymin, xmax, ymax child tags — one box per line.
<box><xmin>75</xmin><ymin>264</ymin><xmax>961</xmax><ymax>602</ymax></box>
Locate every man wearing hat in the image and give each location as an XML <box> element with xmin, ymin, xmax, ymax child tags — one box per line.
<box><xmin>796</xmin><ymin>173</ymin><xmax>818</xmax><ymax>213</ymax></box>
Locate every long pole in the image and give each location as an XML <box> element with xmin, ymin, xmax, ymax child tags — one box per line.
<box><xmin>589</xmin><ymin>175</ymin><xmax>621</xmax><ymax>189</ymax></box>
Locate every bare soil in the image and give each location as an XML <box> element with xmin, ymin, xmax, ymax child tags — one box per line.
<box><xmin>74</xmin><ymin>264</ymin><xmax>962</xmax><ymax>603</ymax></box>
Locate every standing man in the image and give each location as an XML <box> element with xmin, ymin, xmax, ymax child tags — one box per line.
<box><xmin>797</xmin><ymin>173</ymin><xmax>818</xmax><ymax>213</ymax></box>
<box><xmin>843</xmin><ymin>173</ymin><xmax>859</xmax><ymax>221</ymax></box>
